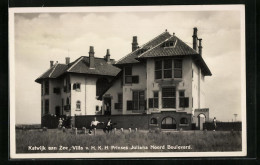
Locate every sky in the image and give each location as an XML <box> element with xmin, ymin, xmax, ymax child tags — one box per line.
<box><xmin>13</xmin><ymin>7</ymin><xmax>244</xmax><ymax>124</ymax></box>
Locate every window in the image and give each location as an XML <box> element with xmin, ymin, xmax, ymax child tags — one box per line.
<box><xmin>180</xmin><ymin>118</ymin><xmax>188</xmax><ymax>124</ymax></box>
<box><xmin>174</xmin><ymin>60</ymin><xmax>182</xmax><ymax>78</ymax></box>
<box><xmin>164</xmin><ymin>42</ymin><xmax>174</xmax><ymax>47</ymax></box>
<box><xmin>53</xmin><ymin>87</ymin><xmax>61</xmax><ymax>94</ymax></box>
<box><xmin>125</xmin><ymin>66</ymin><xmax>132</xmax><ymax>84</ymax></box>
<box><xmin>155</xmin><ymin>60</ymin><xmax>162</xmax><ymax>79</ymax></box>
<box><xmin>63</xmin><ymin>76</ymin><xmax>71</xmax><ymax>93</ymax></box>
<box><xmin>64</xmin><ymin>98</ymin><xmax>70</xmax><ymax>111</ymax></box>
<box><xmin>155</xmin><ymin>59</ymin><xmax>182</xmax><ymax>79</ymax></box>
<box><xmin>73</xmin><ymin>83</ymin><xmax>81</xmax><ymax>91</ymax></box>
<box><xmin>66</xmin><ymin>97</ymin><xmax>70</xmax><ymax>105</ymax></box>
<box><xmin>164</xmin><ymin>60</ymin><xmax>172</xmax><ymax>78</ymax></box>
<box><xmin>44</xmin><ymin>80</ymin><xmax>49</xmax><ymax>95</ymax></box>
<box><xmin>76</xmin><ymin>101</ymin><xmax>81</xmax><ymax>110</ymax></box>
<box><xmin>115</xmin><ymin>93</ymin><xmax>123</xmax><ymax>109</ymax></box>
<box><xmin>127</xmin><ymin>91</ymin><xmax>145</xmax><ymax>110</ymax></box>
<box><xmin>179</xmin><ymin>91</ymin><xmax>189</xmax><ymax>108</ymax></box>
<box><xmin>162</xmin><ymin>87</ymin><xmax>176</xmax><ymax>108</ymax></box>
<box><xmin>149</xmin><ymin>91</ymin><xmax>159</xmax><ymax>109</ymax></box>
<box><xmin>150</xmin><ymin>118</ymin><xmax>158</xmax><ymax>124</ymax></box>
<box><xmin>124</xmin><ymin>66</ymin><xmax>139</xmax><ymax>84</ymax></box>
<box><xmin>133</xmin><ymin>91</ymin><xmax>145</xmax><ymax>110</ymax></box>
<box><xmin>96</xmin><ymin>105</ymin><xmax>99</xmax><ymax>111</ymax></box>
<box><xmin>44</xmin><ymin>99</ymin><xmax>49</xmax><ymax>114</ymax></box>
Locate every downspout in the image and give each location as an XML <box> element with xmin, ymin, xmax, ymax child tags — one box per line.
<box><xmin>198</xmin><ymin>68</ymin><xmax>201</xmax><ymax>109</ymax></box>
<box><xmin>85</xmin><ymin>77</ymin><xmax>86</xmax><ymax>115</ymax></box>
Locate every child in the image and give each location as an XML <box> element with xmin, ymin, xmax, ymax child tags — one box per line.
<box><xmin>89</xmin><ymin>117</ymin><xmax>103</xmax><ymax>134</ymax></box>
<box><xmin>58</xmin><ymin>118</ymin><xmax>63</xmax><ymax>129</ymax></box>
<box><xmin>103</xmin><ymin>118</ymin><xmax>112</xmax><ymax>133</ymax></box>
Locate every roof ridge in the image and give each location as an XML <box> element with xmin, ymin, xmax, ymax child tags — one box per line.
<box><xmin>115</xmin><ymin>31</ymin><xmax>169</xmax><ymax>65</ymax></box>
<box><xmin>49</xmin><ymin>63</ymin><xmax>58</xmax><ymax>78</ymax></box>
<box><xmin>67</xmin><ymin>56</ymin><xmax>84</xmax><ymax>72</ymax></box>
<box><xmin>139</xmin><ymin>31</ymin><xmax>169</xmax><ymax>49</ymax></box>
<box><xmin>138</xmin><ymin>35</ymin><xmax>174</xmax><ymax>58</ymax></box>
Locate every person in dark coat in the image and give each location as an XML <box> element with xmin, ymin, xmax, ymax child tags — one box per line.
<box><xmin>103</xmin><ymin>118</ymin><xmax>113</xmax><ymax>133</ymax></box>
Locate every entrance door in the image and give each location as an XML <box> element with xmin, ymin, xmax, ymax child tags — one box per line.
<box><xmin>161</xmin><ymin>117</ymin><xmax>176</xmax><ymax>129</ymax></box>
<box><xmin>198</xmin><ymin>114</ymin><xmax>206</xmax><ymax>130</ymax></box>
<box><xmin>55</xmin><ymin>106</ymin><xmax>60</xmax><ymax>117</ymax></box>
<box><xmin>104</xmin><ymin>97</ymin><xmax>111</xmax><ymax>116</ymax></box>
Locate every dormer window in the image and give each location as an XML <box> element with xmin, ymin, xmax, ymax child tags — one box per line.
<box><xmin>163</xmin><ymin>41</ymin><xmax>174</xmax><ymax>47</ymax></box>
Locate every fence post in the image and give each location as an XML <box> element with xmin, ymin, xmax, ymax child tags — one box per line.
<box><xmin>135</xmin><ymin>128</ymin><xmax>138</xmax><ymax>132</ymax></box>
<box><xmin>83</xmin><ymin>127</ymin><xmax>86</xmax><ymax>134</ymax></box>
<box><xmin>94</xmin><ymin>128</ymin><xmax>96</xmax><ymax>136</ymax></box>
<box><xmin>129</xmin><ymin>128</ymin><xmax>131</xmax><ymax>133</ymax></box>
<box><xmin>62</xmin><ymin>127</ymin><xmax>66</xmax><ymax>133</ymax></box>
<box><xmin>114</xmin><ymin>128</ymin><xmax>116</xmax><ymax>134</ymax></box>
<box><xmin>121</xmin><ymin>128</ymin><xmax>124</xmax><ymax>133</ymax></box>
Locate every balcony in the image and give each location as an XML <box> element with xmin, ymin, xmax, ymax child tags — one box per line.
<box><xmin>64</xmin><ymin>105</ymin><xmax>71</xmax><ymax>111</ymax></box>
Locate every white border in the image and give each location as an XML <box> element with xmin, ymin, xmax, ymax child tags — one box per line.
<box><xmin>9</xmin><ymin>5</ymin><xmax>246</xmax><ymax>159</ymax></box>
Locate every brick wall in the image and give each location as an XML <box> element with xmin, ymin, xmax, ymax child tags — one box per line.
<box><xmin>75</xmin><ymin>111</ymin><xmax>192</xmax><ymax>130</ymax></box>
<box><xmin>203</xmin><ymin>122</ymin><xmax>242</xmax><ymax>131</ymax></box>
<box><xmin>41</xmin><ymin>115</ymin><xmax>59</xmax><ymax>129</ymax></box>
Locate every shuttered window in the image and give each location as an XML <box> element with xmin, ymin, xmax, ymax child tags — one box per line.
<box><xmin>149</xmin><ymin>91</ymin><xmax>159</xmax><ymax>108</ymax></box>
<box><xmin>179</xmin><ymin>91</ymin><xmax>189</xmax><ymax>108</ymax></box>
<box><xmin>115</xmin><ymin>93</ymin><xmax>123</xmax><ymax>109</ymax></box>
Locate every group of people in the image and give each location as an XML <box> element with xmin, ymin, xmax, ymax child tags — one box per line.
<box><xmin>88</xmin><ymin>117</ymin><xmax>114</xmax><ymax>134</ymax></box>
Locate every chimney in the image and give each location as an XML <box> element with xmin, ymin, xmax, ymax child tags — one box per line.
<box><xmin>132</xmin><ymin>36</ymin><xmax>138</xmax><ymax>52</ymax></box>
<box><xmin>192</xmin><ymin>27</ymin><xmax>198</xmax><ymax>51</ymax></box>
<box><xmin>50</xmin><ymin>61</ymin><xmax>54</xmax><ymax>68</ymax></box>
<box><xmin>65</xmin><ymin>57</ymin><xmax>70</xmax><ymax>65</ymax></box>
<box><xmin>105</xmin><ymin>49</ymin><xmax>110</xmax><ymax>63</ymax></box>
<box><xmin>89</xmin><ymin>46</ymin><xmax>95</xmax><ymax>69</ymax></box>
<box><xmin>198</xmin><ymin>38</ymin><xmax>202</xmax><ymax>56</ymax></box>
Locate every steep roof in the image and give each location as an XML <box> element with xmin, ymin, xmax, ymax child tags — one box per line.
<box><xmin>35</xmin><ymin>64</ymin><xmax>68</xmax><ymax>83</ymax></box>
<box><xmin>115</xmin><ymin>31</ymin><xmax>171</xmax><ymax>65</ymax></box>
<box><xmin>138</xmin><ymin>35</ymin><xmax>198</xmax><ymax>58</ymax></box>
<box><xmin>35</xmin><ymin>57</ymin><xmax>120</xmax><ymax>83</ymax></box>
<box><xmin>115</xmin><ymin>31</ymin><xmax>212</xmax><ymax>76</ymax></box>
<box><xmin>67</xmin><ymin>56</ymin><xmax>120</xmax><ymax>76</ymax></box>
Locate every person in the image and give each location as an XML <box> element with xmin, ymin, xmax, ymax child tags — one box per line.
<box><xmin>106</xmin><ymin>103</ymin><xmax>111</xmax><ymax>115</ymax></box>
<box><xmin>103</xmin><ymin>118</ymin><xmax>112</xmax><ymax>133</ymax></box>
<box><xmin>89</xmin><ymin>117</ymin><xmax>103</xmax><ymax>134</ymax></box>
<box><xmin>58</xmin><ymin>118</ymin><xmax>63</xmax><ymax>128</ymax></box>
<box><xmin>213</xmin><ymin>117</ymin><xmax>217</xmax><ymax>131</ymax></box>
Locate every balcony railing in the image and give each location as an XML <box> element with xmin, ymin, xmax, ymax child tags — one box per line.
<box><xmin>64</xmin><ymin>105</ymin><xmax>71</xmax><ymax>111</ymax></box>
